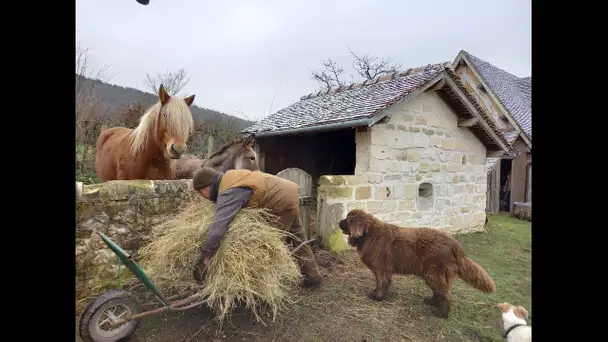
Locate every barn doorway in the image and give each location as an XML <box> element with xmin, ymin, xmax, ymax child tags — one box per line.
<box><xmin>257</xmin><ymin>128</ymin><xmax>356</xmax><ymax>185</ymax></box>
<box><xmin>499</xmin><ymin>158</ymin><xmax>512</xmax><ymax>212</ymax></box>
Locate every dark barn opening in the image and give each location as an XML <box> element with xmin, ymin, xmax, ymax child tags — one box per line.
<box><xmin>499</xmin><ymin>158</ymin><xmax>512</xmax><ymax>212</ymax></box>
<box><xmin>256</xmin><ymin>128</ymin><xmax>356</xmax><ymax>190</ymax></box>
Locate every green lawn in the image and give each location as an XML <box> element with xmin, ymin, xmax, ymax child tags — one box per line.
<box><xmin>109</xmin><ymin>213</ymin><xmax>531</xmax><ymax>342</ymax></box>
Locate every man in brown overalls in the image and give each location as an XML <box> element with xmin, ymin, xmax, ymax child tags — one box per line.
<box><xmin>191</xmin><ymin>167</ymin><xmax>322</xmax><ymax>287</ymax></box>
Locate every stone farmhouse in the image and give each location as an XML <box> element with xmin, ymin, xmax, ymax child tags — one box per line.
<box><xmin>242</xmin><ymin>62</ymin><xmax>514</xmax><ymax>245</ymax></box>
<box><xmin>452</xmin><ymin>51</ymin><xmax>532</xmax><ymax>213</ymax></box>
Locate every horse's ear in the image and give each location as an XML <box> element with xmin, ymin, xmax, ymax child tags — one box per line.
<box><xmin>184</xmin><ymin>94</ymin><xmax>195</xmax><ymax>107</ymax></box>
<box><xmin>243</xmin><ymin>133</ymin><xmax>255</xmax><ymax>147</ymax></box>
<box><xmin>158</xmin><ymin>84</ymin><xmax>170</xmax><ymax>105</ymax></box>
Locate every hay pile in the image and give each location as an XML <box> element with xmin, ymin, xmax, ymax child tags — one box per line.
<box><xmin>137</xmin><ymin>196</ymin><xmax>302</xmax><ymax>322</ymax></box>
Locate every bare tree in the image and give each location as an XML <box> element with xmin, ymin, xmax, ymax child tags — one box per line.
<box><xmin>347</xmin><ymin>47</ymin><xmax>402</xmax><ymax>81</ymax></box>
<box><xmin>76</xmin><ymin>42</ymin><xmax>114</xmax><ymax>175</ymax></box>
<box><xmin>144</xmin><ymin>68</ymin><xmax>190</xmax><ymax>95</ymax></box>
<box><xmin>311</xmin><ymin>58</ymin><xmax>345</xmax><ymax>90</ymax></box>
<box><xmin>75</xmin><ymin>42</ymin><xmax>112</xmax><ymax>127</ymax></box>
<box><xmin>310</xmin><ymin>48</ymin><xmax>403</xmax><ymax>90</ymax></box>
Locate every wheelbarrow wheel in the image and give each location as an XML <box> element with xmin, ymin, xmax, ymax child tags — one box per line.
<box><xmin>79</xmin><ymin>289</ymin><xmax>140</xmax><ymax>342</ymax></box>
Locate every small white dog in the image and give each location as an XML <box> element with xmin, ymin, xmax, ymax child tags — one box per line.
<box><xmin>497</xmin><ymin>302</ymin><xmax>531</xmax><ymax>341</ymax></box>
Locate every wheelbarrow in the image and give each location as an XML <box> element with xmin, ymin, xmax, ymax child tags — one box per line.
<box><xmin>78</xmin><ymin>231</ymin><xmax>315</xmax><ymax>342</ymax></box>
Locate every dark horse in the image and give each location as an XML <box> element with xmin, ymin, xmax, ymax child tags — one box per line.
<box><xmin>171</xmin><ymin>133</ymin><xmax>260</xmax><ymax>179</ymax></box>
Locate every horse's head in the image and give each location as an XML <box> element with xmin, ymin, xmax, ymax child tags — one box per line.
<box><xmin>232</xmin><ymin>133</ymin><xmax>260</xmax><ymax>171</ymax></box>
<box><xmin>205</xmin><ymin>133</ymin><xmax>260</xmax><ymax>172</ymax></box>
<box><xmin>156</xmin><ymin>84</ymin><xmax>195</xmax><ymax>159</ymax></box>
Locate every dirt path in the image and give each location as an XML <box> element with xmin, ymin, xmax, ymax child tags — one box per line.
<box><xmin>126</xmin><ymin>250</ymin><xmax>439</xmax><ymax>342</ymax></box>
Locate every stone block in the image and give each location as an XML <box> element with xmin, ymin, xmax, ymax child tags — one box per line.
<box><xmin>318</xmin><ymin>175</ymin><xmax>347</xmax><ymax>186</ymax></box>
<box><xmin>354</xmin><ymin>186</ymin><xmax>372</xmax><ymax>200</ymax></box>
<box><xmin>375</xmin><ymin>186</ymin><xmax>393</xmax><ymax>200</ymax></box>
<box><xmin>513</xmin><ymin>202</ymin><xmax>532</xmax><ymax>221</ymax></box>
<box><xmin>430</xmin><ymin>136</ymin><xmax>442</xmax><ymax>147</ymax></box>
<box><xmin>367</xmin><ymin>200</ymin><xmax>397</xmax><ymax>213</ymax></box>
<box><xmin>385</xmin><ymin>173</ymin><xmax>402</xmax><ymax>181</ymax></box>
<box><xmin>371</xmin><ymin>145</ymin><xmax>390</xmax><ymax>159</ymax></box>
<box><xmin>407</xmin><ymin>150</ymin><xmax>421</xmax><ymax>162</ymax></box>
<box><xmin>326</xmin><ymin>186</ymin><xmax>354</xmax><ymax>199</ymax></box>
<box><xmin>436</xmin><ymin>185</ymin><xmax>447</xmax><ymax>196</ymax></box>
<box><xmin>367</xmin><ymin>173</ymin><xmax>383</xmax><ymax>184</ymax></box>
<box><xmin>367</xmin><ymin>200</ymin><xmax>383</xmax><ymax>213</ymax></box>
<box><xmin>399</xmin><ymin>200</ymin><xmax>416</xmax><ymax>210</ymax></box>
<box><xmin>430</xmin><ymin>163</ymin><xmax>441</xmax><ymax>172</ymax></box>
<box><xmin>414</xmin><ymin>134</ymin><xmax>430</xmax><ymax>147</ymax></box>
<box><xmin>454</xmin><ymin>139</ymin><xmax>468</xmax><ymax>152</ymax></box>
<box><xmin>441</xmin><ymin>139</ymin><xmax>455</xmax><ymax>151</ymax></box>
<box><xmin>420</xmin><ymin>163</ymin><xmax>430</xmax><ymax>172</ymax></box>
<box><xmin>371</xmin><ymin>127</ymin><xmax>390</xmax><ymax>146</ymax></box>
<box><xmin>402</xmin><ymin>114</ymin><xmax>414</xmax><ymax>122</ymax></box>
<box><xmin>404</xmin><ymin>184</ymin><xmax>418</xmax><ymax>199</ymax></box>
<box><xmin>320</xmin><ymin>202</ymin><xmax>347</xmax><ymax>241</ymax></box>
<box><xmin>473</xmin><ymin>211</ymin><xmax>486</xmax><ymax>224</ymax></box>
<box><xmin>100</xmin><ymin>180</ymin><xmax>156</xmax><ymax>201</ymax></box>
<box><xmin>447</xmin><ymin>164</ymin><xmax>460</xmax><ymax>173</ymax></box>
<box><xmin>432</xmin><ymin>216</ymin><xmax>447</xmax><ymax>227</ymax></box>
<box><xmin>347</xmin><ymin>201</ymin><xmax>367</xmax><ymax>211</ymax></box>
<box><xmin>393</xmin><ymin>184</ymin><xmax>405</xmax><ymax>198</ymax></box>
<box><xmin>415</xmin><ymin>116</ymin><xmax>427</xmax><ymax>125</ymax></box>
<box><xmin>422</xmin><ymin>128</ymin><xmax>435</xmax><ymax>136</ymax></box>
<box><xmin>396</xmin><ymin>212</ymin><xmax>412</xmax><ymax>222</ymax></box>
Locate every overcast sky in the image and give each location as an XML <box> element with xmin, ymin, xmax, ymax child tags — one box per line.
<box><xmin>76</xmin><ymin>0</ymin><xmax>531</xmax><ymax>122</ymax></box>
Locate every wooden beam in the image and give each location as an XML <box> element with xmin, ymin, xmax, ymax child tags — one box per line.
<box><xmin>458</xmin><ymin>117</ymin><xmax>478</xmax><ymax>128</ymax></box>
<box><xmin>377</xmin><ymin>116</ymin><xmax>391</xmax><ymax>124</ymax></box>
<box><xmin>461</xmin><ymin>55</ymin><xmax>532</xmax><ymax>149</ymax></box>
<box><xmin>429</xmin><ymin>78</ymin><xmax>446</xmax><ymax>91</ymax></box>
<box><xmin>444</xmin><ymin>75</ymin><xmax>511</xmax><ymax>154</ymax></box>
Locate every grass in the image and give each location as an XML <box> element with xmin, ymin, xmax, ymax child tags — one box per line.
<box><xmin>101</xmin><ymin>212</ymin><xmax>531</xmax><ymax>342</ymax></box>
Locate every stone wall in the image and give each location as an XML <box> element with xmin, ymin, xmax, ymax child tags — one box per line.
<box><xmin>318</xmin><ymin>91</ymin><xmax>488</xmax><ymax>251</ymax></box>
<box><xmin>76</xmin><ymin>179</ymin><xmax>197</xmax><ymax>297</ymax></box>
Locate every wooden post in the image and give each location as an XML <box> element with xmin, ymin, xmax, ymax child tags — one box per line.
<box><xmin>206</xmin><ymin>136</ymin><xmax>215</xmax><ymax>159</ymax></box>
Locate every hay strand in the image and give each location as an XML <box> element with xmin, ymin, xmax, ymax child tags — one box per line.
<box><xmin>137</xmin><ymin>196</ymin><xmax>302</xmax><ymax>323</ymax></box>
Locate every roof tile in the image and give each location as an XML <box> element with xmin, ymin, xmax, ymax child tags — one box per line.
<box><xmin>462</xmin><ymin>52</ymin><xmax>532</xmax><ymax>140</ymax></box>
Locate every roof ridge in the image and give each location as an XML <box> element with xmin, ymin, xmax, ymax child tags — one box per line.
<box><xmin>461</xmin><ymin>50</ymin><xmax>524</xmax><ymax>80</ymax></box>
<box><xmin>300</xmin><ymin>62</ymin><xmax>449</xmax><ymax>101</ymax></box>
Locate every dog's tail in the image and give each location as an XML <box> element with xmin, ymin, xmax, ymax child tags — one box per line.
<box><xmin>456</xmin><ymin>256</ymin><xmax>496</xmax><ymax>293</ymax></box>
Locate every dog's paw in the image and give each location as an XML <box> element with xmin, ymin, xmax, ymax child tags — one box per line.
<box><xmin>424</xmin><ymin>296</ymin><xmax>439</xmax><ymax>307</ymax></box>
<box><xmin>366</xmin><ymin>290</ymin><xmax>386</xmax><ymax>301</ymax></box>
<box><xmin>431</xmin><ymin>308</ymin><xmax>449</xmax><ymax>318</ymax></box>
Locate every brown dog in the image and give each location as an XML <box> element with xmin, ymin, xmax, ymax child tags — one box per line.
<box><xmin>339</xmin><ymin>209</ymin><xmax>496</xmax><ymax>318</ymax></box>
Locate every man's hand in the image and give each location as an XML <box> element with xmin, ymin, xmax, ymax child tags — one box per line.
<box><xmin>193</xmin><ymin>250</ymin><xmax>214</xmax><ymax>284</ymax></box>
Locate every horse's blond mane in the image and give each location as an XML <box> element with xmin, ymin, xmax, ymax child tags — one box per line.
<box><xmin>129</xmin><ymin>97</ymin><xmax>194</xmax><ymax>156</ymax></box>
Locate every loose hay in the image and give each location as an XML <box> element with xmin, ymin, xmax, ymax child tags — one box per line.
<box><xmin>137</xmin><ymin>196</ymin><xmax>302</xmax><ymax>323</ymax></box>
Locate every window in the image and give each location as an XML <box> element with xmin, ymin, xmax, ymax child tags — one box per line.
<box><xmin>417</xmin><ymin>183</ymin><xmax>434</xmax><ymax>211</ymax></box>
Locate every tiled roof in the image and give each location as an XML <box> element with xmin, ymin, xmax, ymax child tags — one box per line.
<box><xmin>461</xmin><ymin>51</ymin><xmax>532</xmax><ymax>141</ymax></box>
<box><xmin>244</xmin><ymin>63</ymin><xmax>512</xmax><ymax>152</ymax></box>
<box><xmin>244</xmin><ymin>63</ymin><xmax>448</xmax><ymax>134</ymax></box>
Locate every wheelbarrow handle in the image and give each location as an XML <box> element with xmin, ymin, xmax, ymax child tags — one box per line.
<box><xmin>290</xmin><ymin>238</ymin><xmax>316</xmax><ymax>255</ymax></box>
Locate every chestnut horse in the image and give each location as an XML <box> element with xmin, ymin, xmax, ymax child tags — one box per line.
<box><xmin>172</xmin><ymin>133</ymin><xmax>260</xmax><ymax>179</ymax></box>
<box><xmin>95</xmin><ymin>85</ymin><xmax>195</xmax><ymax>181</ymax></box>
